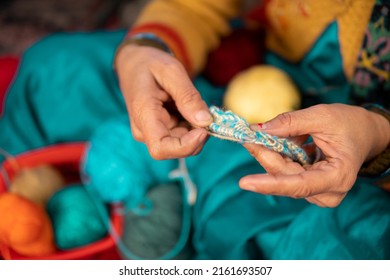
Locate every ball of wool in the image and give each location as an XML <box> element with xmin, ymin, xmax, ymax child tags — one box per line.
<box><xmin>223</xmin><ymin>65</ymin><xmax>301</xmax><ymax>124</ymax></box>
<box><xmin>46</xmin><ymin>184</ymin><xmax>108</xmax><ymax>250</ymax></box>
<box><xmin>119</xmin><ymin>183</ymin><xmax>193</xmax><ymax>260</ymax></box>
<box><xmin>9</xmin><ymin>165</ymin><xmax>66</xmax><ymax>206</ymax></box>
<box><xmin>203</xmin><ymin>28</ymin><xmax>265</xmax><ymax>86</ymax></box>
<box><xmin>0</xmin><ymin>193</ymin><xmax>56</xmax><ymax>257</ymax></box>
<box><xmin>82</xmin><ymin>118</ymin><xmax>152</xmax><ymax>204</ymax></box>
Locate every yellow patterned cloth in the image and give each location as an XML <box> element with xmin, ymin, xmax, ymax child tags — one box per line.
<box><xmin>266</xmin><ymin>0</ymin><xmax>375</xmax><ymax>80</ymax></box>
<box><xmin>129</xmin><ymin>0</ymin><xmax>376</xmax><ymax>80</ymax></box>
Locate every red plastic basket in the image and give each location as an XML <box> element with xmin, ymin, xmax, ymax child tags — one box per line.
<box><xmin>0</xmin><ymin>143</ymin><xmax>123</xmax><ymax>260</ymax></box>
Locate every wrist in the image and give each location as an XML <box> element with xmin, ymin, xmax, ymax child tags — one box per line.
<box><xmin>359</xmin><ymin>104</ymin><xmax>390</xmax><ymax>177</ymax></box>
<box><xmin>114</xmin><ymin>43</ymin><xmax>136</xmax><ymax>74</ymax></box>
<box><xmin>114</xmin><ymin>33</ymin><xmax>173</xmax><ymax>72</ymax></box>
<box><xmin>367</xmin><ymin>110</ymin><xmax>390</xmax><ymax>158</ymax></box>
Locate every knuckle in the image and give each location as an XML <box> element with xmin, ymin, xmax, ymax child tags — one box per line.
<box><xmin>277</xmin><ymin>112</ymin><xmax>294</xmax><ymax>127</ymax></box>
<box><xmin>340</xmin><ymin>172</ymin><xmax>357</xmax><ymax>191</ymax></box>
<box><xmin>324</xmin><ymin>198</ymin><xmax>341</xmax><ymax>208</ymax></box>
<box><xmin>132</xmin><ymin>129</ymin><xmax>143</xmax><ymax>142</ymax></box>
<box><xmin>148</xmin><ymin>143</ymin><xmax>165</xmax><ymax>160</ymax></box>
<box><xmin>291</xmin><ymin>180</ymin><xmax>311</xmax><ymax>199</ymax></box>
<box><xmin>318</xmin><ymin>195</ymin><xmax>343</xmax><ymax>208</ymax></box>
<box><xmin>179</xmin><ymin>87</ymin><xmax>200</xmax><ymax>106</ymax></box>
<box><xmin>312</xmin><ymin>104</ymin><xmax>334</xmax><ymax>120</ymax></box>
<box><xmin>131</xmin><ymin>104</ymin><xmax>143</xmax><ymax>122</ymax></box>
<box><xmin>130</xmin><ymin>113</ymin><xmax>149</xmax><ymax>142</ymax></box>
<box><xmin>129</xmin><ymin>121</ymin><xmax>143</xmax><ymax>141</ymax></box>
<box><xmin>158</xmin><ymin>58</ymin><xmax>182</xmax><ymax>73</ymax></box>
<box><xmin>335</xmin><ymin>160</ymin><xmax>357</xmax><ymax>191</ymax></box>
<box><xmin>247</xmin><ymin>145</ymin><xmax>258</xmax><ymax>158</ymax></box>
<box><xmin>266</xmin><ymin>166</ymin><xmax>282</xmax><ymax>176</ymax></box>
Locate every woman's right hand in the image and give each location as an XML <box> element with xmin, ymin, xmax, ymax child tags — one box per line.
<box><xmin>115</xmin><ymin>44</ymin><xmax>213</xmax><ymax>160</ymax></box>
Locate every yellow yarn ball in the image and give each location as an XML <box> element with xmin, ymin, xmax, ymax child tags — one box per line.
<box><xmin>9</xmin><ymin>165</ymin><xmax>66</xmax><ymax>206</ymax></box>
<box><xmin>223</xmin><ymin>65</ymin><xmax>301</xmax><ymax>124</ymax></box>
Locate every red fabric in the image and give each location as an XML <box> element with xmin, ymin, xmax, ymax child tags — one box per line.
<box><xmin>0</xmin><ymin>56</ymin><xmax>19</xmax><ymax>116</ymax></box>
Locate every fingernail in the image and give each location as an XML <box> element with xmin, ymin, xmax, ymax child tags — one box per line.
<box><xmin>195</xmin><ymin>110</ymin><xmax>213</xmax><ymax>124</ymax></box>
<box><xmin>250</xmin><ymin>123</ymin><xmax>266</xmax><ymax>131</ymax></box>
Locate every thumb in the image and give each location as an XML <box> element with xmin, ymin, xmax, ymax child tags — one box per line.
<box><xmin>251</xmin><ymin>106</ymin><xmax>323</xmax><ymax>138</ymax></box>
<box><xmin>152</xmin><ymin>60</ymin><xmax>213</xmax><ymax>127</ymax></box>
<box><xmin>173</xmin><ymin>83</ymin><xmax>213</xmax><ymax>127</ymax></box>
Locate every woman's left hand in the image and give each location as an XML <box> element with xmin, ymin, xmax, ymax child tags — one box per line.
<box><xmin>239</xmin><ymin>103</ymin><xmax>390</xmax><ymax>207</ymax></box>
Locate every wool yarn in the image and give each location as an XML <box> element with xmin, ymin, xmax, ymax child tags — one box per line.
<box><xmin>203</xmin><ymin>28</ymin><xmax>265</xmax><ymax>86</ymax></box>
<box><xmin>81</xmin><ymin>118</ymin><xmax>154</xmax><ymax>204</ymax></box>
<box><xmin>117</xmin><ymin>183</ymin><xmax>193</xmax><ymax>260</ymax></box>
<box><xmin>9</xmin><ymin>165</ymin><xmax>66</xmax><ymax>206</ymax></box>
<box><xmin>46</xmin><ymin>184</ymin><xmax>108</xmax><ymax>250</ymax></box>
<box><xmin>207</xmin><ymin>106</ymin><xmax>312</xmax><ymax>165</ymax></box>
<box><xmin>0</xmin><ymin>193</ymin><xmax>56</xmax><ymax>257</ymax></box>
<box><xmin>82</xmin><ymin>117</ymin><xmax>193</xmax><ymax>259</ymax></box>
<box><xmin>223</xmin><ymin>65</ymin><xmax>301</xmax><ymax>124</ymax></box>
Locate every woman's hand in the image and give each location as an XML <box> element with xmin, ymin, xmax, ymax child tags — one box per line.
<box><xmin>116</xmin><ymin>44</ymin><xmax>213</xmax><ymax>159</ymax></box>
<box><xmin>239</xmin><ymin>103</ymin><xmax>390</xmax><ymax>207</ymax></box>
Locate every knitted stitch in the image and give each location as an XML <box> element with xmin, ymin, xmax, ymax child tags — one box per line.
<box><xmin>207</xmin><ymin>106</ymin><xmax>312</xmax><ymax>165</ymax></box>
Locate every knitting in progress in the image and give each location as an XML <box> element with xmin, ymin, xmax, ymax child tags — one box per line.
<box><xmin>207</xmin><ymin>106</ymin><xmax>312</xmax><ymax>166</ymax></box>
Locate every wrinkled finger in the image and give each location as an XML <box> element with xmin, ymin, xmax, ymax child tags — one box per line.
<box><xmin>251</xmin><ymin>105</ymin><xmax>332</xmax><ymax>138</ymax></box>
<box><xmin>243</xmin><ymin>143</ymin><xmax>304</xmax><ymax>175</ymax></box>
<box><xmin>190</xmin><ymin>135</ymin><xmax>209</xmax><ymax>156</ymax></box>
<box><xmin>239</xmin><ymin>168</ymin><xmax>338</xmax><ymax>198</ymax></box>
<box><xmin>148</xmin><ymin>127</ymin><xmax>208</xmax><ymax>160</ymax></box>
<box><xmin>169</xmin><ymin>125</ymin><xmax>208</xmax><ymax>154</ymax></box>
<box><xmin>307</xmin><ymin>192</ymin><xmax>346</xmax><ymax>208</ymax></box>
<box><xmin>151</xmin><ymin>60</ymin><xmax>213</xmax><ymax>127</ymax></box>
<box><xmin>129</xmin><ymin>118</ymin><xmax>144</xmax><ymax>142</ymax></box>
<box><xmin>305</xmin><ymin>196</ymin><xmax>324</xmax><ymax>206</ymax></box>
<box><xmin>251</xmin><ymin>124</ymin><xmax>310</xmax><ymax>146</ymax></box>
<box><xmin>170</xmin><ymin>126</ymin><xmax>190</xmax><ymax>138</ymax></box>
<box><xmin>130</xmin><ymin>103</ymin><xmax>177</xmax><ymax>142</ymax></box>
<box><xmin>122</xmin><ymin>76</ymin><xmax>164</xmax><ymax>141</ymax></box>
<box><xmin>141</xmin><ymin>104</ymin><xmax>208</xmax><ymax>160</ymax></box>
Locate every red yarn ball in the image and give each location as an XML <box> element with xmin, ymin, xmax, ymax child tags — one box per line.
<box><xmin>202</xmin><ymin>28</ymin><xmax>265</xmax><ymax>86</ymax></box>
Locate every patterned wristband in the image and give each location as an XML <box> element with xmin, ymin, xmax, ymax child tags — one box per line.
<box><xmin>359</xmin><ymin>104</ymin><xmax>390</xmax><ymax>177</ymax></box>
<box><xmin>113</xmin><ymin>33</ymin><xmax>173</xmax><ymax>71</ymax></box>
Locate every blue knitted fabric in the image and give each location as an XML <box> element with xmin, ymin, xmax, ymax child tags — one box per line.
<box><xmin>207</xmin><ymin>106</ymin><xmax>311</xmax><ymax>165</ymax></box>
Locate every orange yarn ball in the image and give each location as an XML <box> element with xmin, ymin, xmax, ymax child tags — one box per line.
<box><xmin>0</xmin><ymin>193</ymin><xmax>56</xmax><ymax>257</ymax></box>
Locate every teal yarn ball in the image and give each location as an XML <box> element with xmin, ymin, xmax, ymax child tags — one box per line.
<box><xmin>47</xmin><ymin>184</ymin><xmax>109</xmax><ymax>250</ymax></box>
<box><xmin>119</xmin><ymin>183</ymin><xmax>193</xmax><ymax>260</ymax></box>
<box><xmin>82</xmin><ymin>117</ymin><xmax>152</xmax><ymax>204</ymax></box>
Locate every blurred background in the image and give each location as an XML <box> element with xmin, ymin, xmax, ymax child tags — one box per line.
<box><xmin>0</xmin><ymin>0</ymin><xmax>151</xmax><ymax>56</ymax></box>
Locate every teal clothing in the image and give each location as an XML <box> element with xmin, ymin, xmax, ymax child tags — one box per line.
<box><xmin>265</xmin><ymin>22</ymin><xmax>351</xmax><ymax>107</ymax></box>
<box><xmin>0</xmin><ymin>31</ymin><xmax>127</xmax><ymax>158</ymax></box>
<box><xmin>83</xmin><ymin>115</ymin><xmax>390</xmax><ymax>260</ymax></box>
<box><xmin>1</xmin><ymin>26</ymin><xmax>389</xmax><ymax>259</ymax></box>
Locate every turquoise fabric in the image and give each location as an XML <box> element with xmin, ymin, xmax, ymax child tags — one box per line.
<box><xmin>266</xmin><ymin>21</ymin><xmax>351</xmax><ymax>107</ymax></box>
<box><xmin>82</xmin><ymin>115</ymin><xmax>390</xmax><ymax>260</ymax></box>
<box><xmin>0</xmin><ymin>30</ymin><xmax>127</xmax><ymax>159</ymax></box>
<box><xmin>1</xmin><ymin>29</ymin><xmax>390</xmax><ymax>260</ymax></box>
